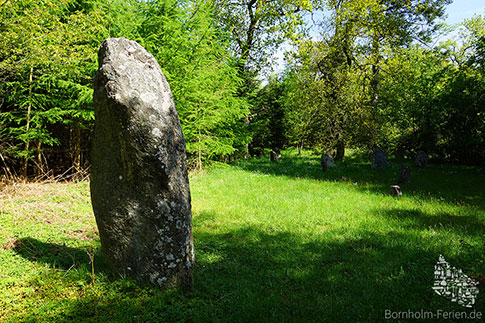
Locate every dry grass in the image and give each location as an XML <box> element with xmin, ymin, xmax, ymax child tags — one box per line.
<box><xmin>0</xmin><ymin>179</ymin><xmax>96</xmax><ymax>251</ymax></box>
<box><xmin>1</xmin><ymin>181</ymin><xmax>77</xmax><ymax>200</ymax></box>
<box><xmin>1</xmin><ymin>237</ymin><xmax>19</xmax><ymax>251</ymax></box>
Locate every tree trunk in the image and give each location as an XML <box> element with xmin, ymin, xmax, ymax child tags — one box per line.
<box><xmin>0</xmin><ymin>152</ymin><xmax>14</xmax><ymax>179</ymax></box>
<box><xmin>197</xmin><ymin>128</ymin><xmax>202</xmax><ymax>172</ymax></box>
<box><xmin>298</xmin><ymin>139</ymin><xmax>303</xmax><ymax>155</ymax></box>
<box><xmin>369</xmin><ymin>34</ymin><xmax>381</xmax><ymax>147</ymax></box>
<box><xmin>336</xmin><ymin>139</ymin><xmax>345</xmax><ymax>162</ymax></box>
<box><xmin>36</xmin><ymin>139</ymin><xmax>43</xmax><ymax>176</ymax></box>
<box><xmin>22</xmin><ymin>66</ymin><xmax>34</xmax><ymax>179</ymax></box>
<box><xmin>71</xmin><ymin>125</ymin><xmax>81</xmax><ymax>178</ymax></box>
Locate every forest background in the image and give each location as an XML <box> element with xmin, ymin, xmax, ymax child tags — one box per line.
<box><xmin>1</xmin><ymin>0</ymin><xmax>484</xmax><ymax>179</ymax></box>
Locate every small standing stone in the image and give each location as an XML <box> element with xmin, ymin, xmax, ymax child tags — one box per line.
<box><xmin>390</xmin><ymin>185</ymin><xmax>402</xmax><ymax>197</ymax></box>
<box><xmin>371</xmin><ymin>148</ymin><xmax>388</xmax><ymax>169</ymax></box>
<box><xmin>270</xmin><ymin>149</ymin><xmax>281</xmax><ymax>162</ymax></box>
<box><xmin>320</xmin><ymin>152</ymin><xmax>334</xmax><ymax>172</ymax></box>
<box><xmin>398</xmin><ymin>165</ymin><xmax>411</xmax><ymax>184</ymax></box>
<box><xmin>416</xmin><ymin>150</ymin><xmax>428</xmax><ymax>168</ymax></box>
<box><xmin>91</xmin><ymin>38</ymin><xmax>194</xmax><ymax>290</ymax></box>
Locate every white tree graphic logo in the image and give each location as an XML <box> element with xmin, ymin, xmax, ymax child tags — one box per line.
<box><xmin>432</xmin><ymin>254</ymin><xmax>480</xmax><ymax>308</ymax></box>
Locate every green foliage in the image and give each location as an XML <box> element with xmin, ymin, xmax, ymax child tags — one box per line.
<box><xmin>279</xmin><ymin>1</ymin><xmax>484</xmax><ymax>165</ymax></box>
<box><xmin>249</xmin><ymin>76</ymin><xmax>287</xmax><ymax>151</ymax></box>
<box><xmin>0</xmin><ymin>0</ymin><xmax>484</xmax><ymax>175</ymax></box>
<box><xmin>282</xmin><ymin>39</ymin><xmax>368</xmax><ymax>153</ymax></box>
<box><xmin>0</xmin><ymin>0</ymin><xmax>106</xmax><ymax>174</ymax></box>
<box><xmin>125</xmin><ymin>0</ymin><xmax>250</xmax><ymax>168</ymax></box>
<box><xmin>377</xmin><ymin>16</ymin><xmax>485</xmax><ymax>164</ymax></box>
<box><xmin>0</xmin><ymin>0</ymin><xmax>252</xmax><ymax>174</ymax></box>
<box><xmin>213</xmin><ymin>0</ymin><xmax>316</xmax><ymax>72</ymax></box>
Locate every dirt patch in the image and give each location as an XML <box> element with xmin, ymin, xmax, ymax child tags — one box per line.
<box><xmin>66</xmin><ymin>227</ymin><xmax>99</xmax><ymax>241</ymax></box>
<box><xmin>2</xmin><ymin>238</ymin><xmax>20</xmax><ymax>250</ymax></box>
<box><xmin>0</xmin><ymin>182</ymin><xmax>86</xmax><ymax>200</ymax></box>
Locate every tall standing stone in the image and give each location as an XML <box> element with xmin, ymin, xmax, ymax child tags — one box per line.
<box><xmin>320</xmin><ymin>152</ymin><xmax>334</xmax><ymax>172</ymax></box>
<box><xmin>90</xmin><ymin>38</ymin><xmax>194</xmax><ymax>289</ymax></box>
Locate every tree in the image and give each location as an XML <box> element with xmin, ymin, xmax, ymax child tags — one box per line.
<box><xmin>250</xmin><ymin>75</ymin><xmax>287</xmax><ymax>153</ymax></box>
<box><xmin>282</xmin><ymin>39</ymin><xmax>366</xmax><ymax>157</ymax></box>
<box><xmin>0</xmin><ymin>0</ymin><xmax>106</xmax><ymax>177</ymax></box>
<box><xmin>125</xmin><ymin>0</ymin><xmax>249</xmax><ymax>169</ymax></box>
<box><xmin>372</xmin><ymin>15</ymin><xmax>485</xmax><ymax>165</ymax></box>
<box><xmin>324</xmin><ymin>0</ymin><xmax>451</xmax><ymax>146</ymax></box>
<box><xmin>377</xmin><ymin>45</ymin><xmax>448</xmax><ymax>155</ymax></box>
<box><xmin>213</xmin><ymin>0</ymin><xmax>315</xmax><ymax>75</ymax></box>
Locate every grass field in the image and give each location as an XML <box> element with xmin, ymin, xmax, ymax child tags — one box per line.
<box><xmin>0</xmin><ymin>150</ymin><xmax>484</xmax><ymax>322</ymax></box>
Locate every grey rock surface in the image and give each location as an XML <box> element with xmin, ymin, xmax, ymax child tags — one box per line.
<box><xmin>371</xmin><ymin>148</ymin><xmax>388</xmax><ymax>169</ymax></box>
<box><xmin>91</xmin><ymin>38</ymin><xmax>194</xmax><ymax>289</ymax></box>
<box><xmin>321</xmin><ymin>153</ymin><xmax>335</xmax><ymax>168</ymax></box>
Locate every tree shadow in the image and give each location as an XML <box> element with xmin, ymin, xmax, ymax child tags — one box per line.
<box><xmin>11</xmin><ymin>222</ymin><xmax>484</xmax><ymax>322</ymax></box>
<box><xmin>377</xmin><ymin>207</ymin><xmax>485</xmax><ymax>238</ymax></box>
<box><xmin>234</xmin><ymin>153</ymin><xmax>485</xmax><ymax>210</ymax></box>
<box><xmin>12</xmin><ymin>237</ymin><xmax>107</xmax><ymax>273</ymax></box>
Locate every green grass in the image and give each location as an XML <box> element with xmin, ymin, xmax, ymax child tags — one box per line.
<box><xmin>1</xmin><ymin>150</ymin><xmax>484</xmax><ymax>322</ymax></box>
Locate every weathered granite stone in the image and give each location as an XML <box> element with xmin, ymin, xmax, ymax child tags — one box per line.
<box><xmin>390</xmin><ymin>185</ymin><xmax>402</xmax><ymax>197</ymax></box>
<box><xmin>416</xmin><ymin>150</ymin><xmax>428</xmax><ymax>168</ymax></box>
<box><xmin>90</xmin><ymin>38</ymin><xmax>194</xmax><ymax>289</ymax></box>
<box><xmin>371</xmin><ymin>148</ymin><xmax>388</xmax><ymax>169</ymax></box>
<box><xmin>398</xmin><ymin>165</ymin><xmax>411</xmax><ymax>184</ymax></box>
<box><xmin>270</xmin><ymin>149</ymin><xmax>281</xmax><ymax>162</ymax></box>
<box><xmin>321</xmin><ymin>153</ymin><xmax>335</xmax><ymax>172</ymax></box>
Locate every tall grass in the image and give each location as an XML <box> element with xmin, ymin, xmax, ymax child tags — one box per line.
<box><xmin>0</xmin><ymin>150</ymin><xmax>483</xmax><ymax>322</ymax></box>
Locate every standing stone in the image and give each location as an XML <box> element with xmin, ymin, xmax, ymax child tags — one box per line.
<box><xmin>398</xmin><ymin>165</ymin><xmax>411</xmax><ymax>184</ymax></box>
<box><xmin>90</xmin><ymin>38</ymin><xmax>194</xmax><ymax>289</ymax></box>
<box><xmin>371</xmin><ymin>148</ymin><xmax>388</xmax><ymax>169</ymax></box>
<box><xmin>415</xmin><ymin>150</ymin><xmax>428</xmax><ymax>168</ymax></box>
<box><xmin>270</xmin><ymin>149</ymin><xmax>281</xmax><ymax>162</ymax></box>
<box><xmin>390</xmin><ymin>185</ymin><xmax>402</xmax><ymax>197</ymax></box>
<box><xmin>321</xmin><ymin>152</ymin><xmax>335</xmax><ymax>172</ymax></box>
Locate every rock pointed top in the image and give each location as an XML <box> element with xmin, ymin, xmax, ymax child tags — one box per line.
<box><xmin>98</xmin><ymin>37</ymin><xmax>155</xmax><ymax>68</ymax></box>
<box><xmin>95</xmin><ymin>37</ymin><xmax>175</xmax><ymax>116</ymax></box>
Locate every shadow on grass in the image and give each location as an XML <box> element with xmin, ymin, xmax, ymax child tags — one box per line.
<box><xmin>11</xmin><ymin>221</ymin><xmax>484</xmax><ymax>322</ymax></box>
<box><xmin>378</xmin><ymin>207</ymin><xmax>485</xmax><ymax>238</ymax></box>
<box><xmin>12</xmin><ymin>237</ymin><xmax>106</xmax><ymax>273</ymax></box>
<box><xmin>234</xmin><ymin>152</ymin><xmax>485</xmax><ymax>210</ymax></box>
